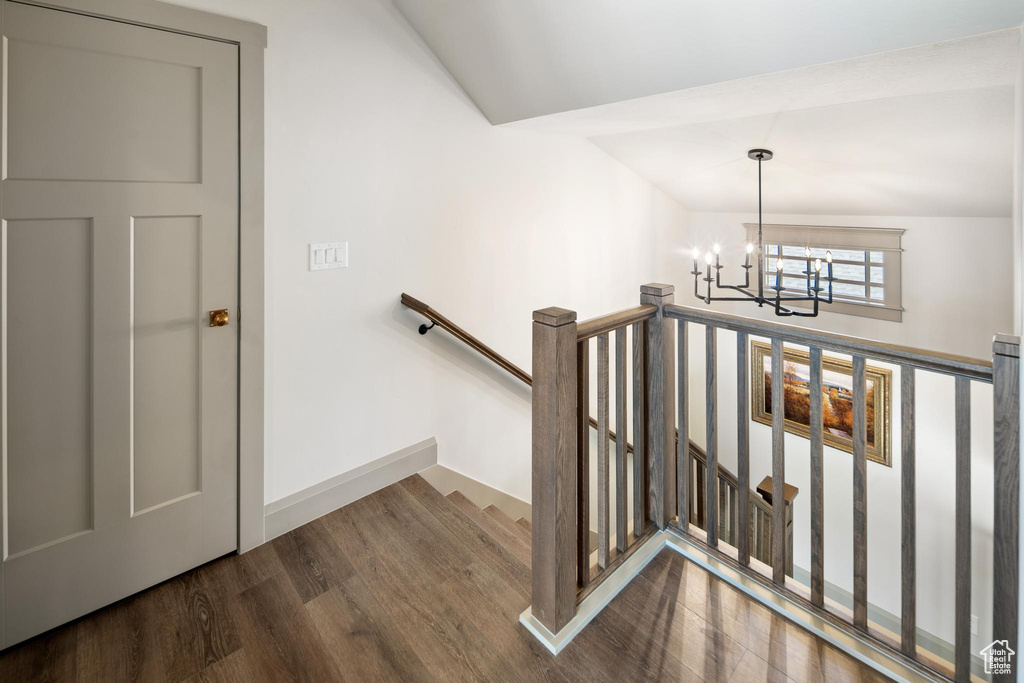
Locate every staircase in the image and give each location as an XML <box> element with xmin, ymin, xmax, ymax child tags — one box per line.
<box><xmin>407</xmin><ymin>476</ymin><xmax>888</xmax><ymax>682</ymax></box>
<box><xmin>445</xmin><ymin>490</ymin><xmax>533</xmax><ymax>569</ymax></box>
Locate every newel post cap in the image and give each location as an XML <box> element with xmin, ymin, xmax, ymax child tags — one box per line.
<box><xmin>994</xmin><ymin>334</ymin><xmax>1021</xmax><ymax>359</ymax></box>
<box><xmin>640</xmin><ymin>283</ymin><xmax>675</xmax><ymax>297</ymax></box>
<box><xmin>533</xmin><ymin>307</ymin><xmax>577</xmax><ymax>327</ymax></box>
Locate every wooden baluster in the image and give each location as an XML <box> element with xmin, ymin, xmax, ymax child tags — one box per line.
<box><xmin>729</xmin><ymin>483</ymin><xmax>738</xmax><ymax>546</ymax></box>
<box><xmin>577</xmin><ymin>339</ymin><xmax>590</xmax><ymax>589</ymax></box>
<box><xmin>900</xmin><ymin>366</ymin><xmax>916</xmax><ymax>657</ymax></box>
<box><xmin>954</xmin><ymin>376</ymin><xmax>970</xmax><ymax>682</ymax></box>
<box><xmin>737</xmin><ymin>331</ymin><xmax>750</xmax><ymax>565</ymax></box>
<box><xmin>530</xmin><ymin>307</ymin><xmax>578</xmax><ymax>634</ymax></box>
<box><xmin>771</xmin><ymin>338</ymin><xmax>786</xmax><ymax>585</ymax></box>
<box><xmin>706</xmin><ymin>325</ymin><xmax>718</xmax><ymax>547</ymax></box>
<box><xmin>696</xmin><ymin>457</ymin><xmax>706</xmax><ymax>529</ymax></box>
<box><xmin>786</xmin><ymin>499</ymin><xmax>795</xmax><ymax>577</ymax></box>
<box><xmin>596</xmin><ymin>333</ymin><xmax>610</xmax><ymax>569</ymax></box>
<box><xmin>750</xmin><ymin>503</ymin><xmax>758</xmax><ymax>559</ymax></box>
<box><xmin>993</xmin><ymin>336</ymin><xmax>1020</xmax><ymax>683</ymax></box>
<box><xmin>632</xmin><ymin>321</ymin><xmax>646</xmax><ymax>538</ymax></box>
<box><xmin>718</xmin><ymin>478</ymin><xmax>728</xmax><ymax>543</ymax></box>
<box><xmin>852</xmin><ymin>356</ymin><xmax>868</xmax><ymax>630</ymax></box>
<box><xmin>615</xmin><ymin>328</ymin><xmax>628</xmax><ymax>553</ymax></box>
<box><xmin>678</xmin><ymin>319</ymin><xmax>689</xmax><ymax>532</ymax></box>
<box><xmin>641</xmin><ymin>284</ymin><xmax>676</xmax><ymax>529</ymax></box>
<box><xmin>809</xmin><ymin>347</ymin><xmax>824</xmax><ymax>607</ymax></box>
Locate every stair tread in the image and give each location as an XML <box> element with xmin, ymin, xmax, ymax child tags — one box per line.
<box><xmin>446</xmin><ymin>491</ymin><xmax>531</xmax><ymax>569</ymax></box>
<box><xmin>515</xmin><ymin>518</ymin><xmax>531</xmax><ymax>534</ymax></box>
<box><xmin>399</xmin><ymin>476</ymin><xmax>531</xmax><ymax>596</ymax></box>
<box><xmin>483</xmin><ymin>505</ymin><xmax>530</xmax><ymax>546</ymax></box>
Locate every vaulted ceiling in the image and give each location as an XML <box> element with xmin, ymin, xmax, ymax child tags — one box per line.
<box><xmin>396</xmin><ymin>2</ymin><xmax>1023</xmax><ymax>217</ymax></box>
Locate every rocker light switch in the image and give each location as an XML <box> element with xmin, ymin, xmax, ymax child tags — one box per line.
<box><xmin>309</xmin><ymin>242</ymin><xmax>348</xmax><ymax>271</ymax></box>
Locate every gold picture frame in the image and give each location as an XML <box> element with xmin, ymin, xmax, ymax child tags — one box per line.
<box><xmin>750</xmin><ymin>341</ymin><xmax>892</xmax><ymax>467</ymax></box>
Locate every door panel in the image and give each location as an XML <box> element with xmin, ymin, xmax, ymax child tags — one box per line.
<box><xmin>0</xmin><ymin>1</ymin><xmax>239</xmax><ymax>646</ymax></box>
<box><xmin>5</xmin><ymin>3</ymin><xmax>202</xmax><ymax>183</ymax></box>
<box><xmin>133</xmin><ymin>216</ymin><xmax>202</xmax><ymax>514</ymax></box>
<box><xmin>7</xmin><ymin>218</ymin><xmax>93</xmax><ymax>556</ymax></box>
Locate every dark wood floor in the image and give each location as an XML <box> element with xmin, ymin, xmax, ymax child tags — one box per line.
<box><xmin>0</xmin><ymin>475</ymin><xmax>888</xmax><ymax>682</ymax></box>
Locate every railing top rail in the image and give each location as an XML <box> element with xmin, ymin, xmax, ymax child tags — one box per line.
<box><xmin>401</xmin><ymin>293</ymin><xmax>533</xmax><ymax>386</ymax></box>
<box><xmin>666</xmin><ymin>303</ymin><xmax>994</xmax><ymax>383</ymax></box>
<box><xmin>576</xmin><ymin>304</ymin><xmax>657</xmax><ymax>341</ymax></box>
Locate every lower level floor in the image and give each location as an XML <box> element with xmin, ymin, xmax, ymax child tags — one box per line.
<box><xmin>0</xmin><ymin>475</ymin><xmax>887</xmax><ymax>682</ymax></box>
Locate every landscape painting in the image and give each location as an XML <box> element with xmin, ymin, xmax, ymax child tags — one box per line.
<box><xmin>750</xmin><ymin>341</ymin><xmax>892</xmax><ymax>467</ymax></box>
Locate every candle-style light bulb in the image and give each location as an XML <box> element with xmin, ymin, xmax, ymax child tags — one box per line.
<box><xmin>705</xmin><ymin>252</ymin><xmax>714</xmax><ymax>265</ymax></box>
<box><xmin>692</xmin><ymin>247</ymin><xmax>699</xmax><ymax>259</ymax></box>
<box><xmin>804</xmin><ymin>247</ymin><xmax>811</xmax><ymax>258</ymax></box>
<box><xmin>814</xmin><ymin>258</ymin><xmax>822</xmax><ymax>272</ymax></box>
<box><xmin>746</xmin><ymin>242</ymin><xmax>754</xmax><ymax>254</ymax></box>
<box><xmin>826</xmin><ymin>251</ymin><xmax>833</xmax><ymax>263</ymax></box>
<box><xmin>776</xmin><ymin>258</ymin><xmax>784</xmax><ymax>270</ymax></box>
<box><xmin>713</xmin><ymin>243</ymin><xmax>721</xmax><ymax>255</ymax></box>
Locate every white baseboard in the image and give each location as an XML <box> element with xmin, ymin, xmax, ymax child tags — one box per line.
<box><xmin>263</xmin><ymin>437</ymin><xmax>438</xmax><ymax>541</ymax></box>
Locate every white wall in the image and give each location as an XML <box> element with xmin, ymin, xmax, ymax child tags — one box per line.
<box><xmin>662</xmin><ymin>211</ymin><xmax>1013</xmax><ymax>652</ymax></box>
<box><xmin>166</xmin><ymin>0</ymin><xmax>688</xmax><ymax>505</ymax></box>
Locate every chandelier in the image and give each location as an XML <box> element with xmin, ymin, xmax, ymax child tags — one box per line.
<box><xmin>691</xmin><ymin>149</ymin><xmax>834</xmax><ymax>317</ymax></box>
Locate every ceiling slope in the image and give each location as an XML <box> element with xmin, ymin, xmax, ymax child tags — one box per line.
<box><xmin>394</xmin><ymin>0</ymin><xmax>1024</xmax><ymax>124</ymax></box>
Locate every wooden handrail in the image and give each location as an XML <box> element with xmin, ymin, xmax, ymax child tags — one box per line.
<box><xmin>402</xmin><ymin>294</ymin><xmax>688</xmax><ymax>459</ymax></box>
<box><xmin>666</xmin><ymin>303</ymin><xmax>993</xmax><ymax>382</ymax></box>
<box><xmin>401</xmin><ymin>293</ymin><xmax>532</xmax><ymax>385</ymax></box>
<box><xmin>576</xmin><ymin>305</ymin><xmax>657</xmax><ymax>341</ymax></box>
<box><xmin>401</xmin><ymin>292</ymin><xmax>782</xmax><ymax>506</ymax></box>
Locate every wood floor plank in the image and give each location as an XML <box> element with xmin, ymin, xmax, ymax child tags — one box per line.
<box><xmin>199</xmin><ymin>541</ymin><xmax>287</xmax><ymax>597</ymax></box>
<box><xmin>181</xmin><ymin>648</ymin><xmax>259</xmax><ymax>683</ymax></box>
<box><xmin>76</xmin><ymin>596</ymin><xmax>165</xmax><ymax>683</ymax></box>
<box><xmin>271</xmin><ymin>516</ymin><xmax>355</xmax><ymax>603</ymax></box>
<box><xmin>516</xmin><ymin>518</ymin><xmax>532</xmax><ymax>535</ymax></box>
<box><xmin>0</xmin><ymin>622</ymin><xmax>77</xmax><ymax>683</ymax></box>
<box><xmin>566</xmin><ymin>603</ymin><xmax>701</xmax><ymax>682</ymax></box>
<box><xmin>727</xmin><ymin>650</ymin><xmax>795</xmax><ymax>683</ymax></box>
<box><xmin>608</xmin><ymin>562</ymin><xmax>748</xmax><ymax>682</ymax></box>
<box><xmin>306</xmin><ymin>575</ymin><xmax>434</xmax><ymax>683</ymax></box>
<box><xmin>148</xmin><ymin>565</ymin><xmax>242</xmax><ymax>683</ymax></box>
<box><xmin>231</xmin><ymin>573</ymin><xmax>343</xmax><ymax>683</ymax></box>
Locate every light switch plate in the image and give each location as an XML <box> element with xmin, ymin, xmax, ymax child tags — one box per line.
<box><xmin>309</xmin><ymin>242</ymin><xmax>348</xmax><ymax>271</ymax></box>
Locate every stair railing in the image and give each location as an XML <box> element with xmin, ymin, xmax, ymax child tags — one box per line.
<box><xmin>402</xmin><ymin>291</ymin><xmax>797</xmax><ymax>603</ymax></box>
<box><xmin>530</xmin><ymin>283</ymin><xmax>1020</xmax><ymax>683</ymax></box>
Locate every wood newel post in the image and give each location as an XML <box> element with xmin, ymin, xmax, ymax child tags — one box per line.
<box><xmin>992</xmin><ymin>334</ymin><xmax>1020</xmax><ymax>682</ymax></box>
<box><xmin>641</xmin><ymin>283</ymin><xmax>676</xmax><ymax>529</ymax></box>
<box><xmin>531</xmin><ymin>306</ymin><xmax>578</xmax><ymax>635</ymax></box>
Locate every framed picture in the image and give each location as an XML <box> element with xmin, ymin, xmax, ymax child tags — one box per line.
<box><xmin>750</xmin><ymin>340</ymin><xmax>892</xmax><ymax>467</ymax></box>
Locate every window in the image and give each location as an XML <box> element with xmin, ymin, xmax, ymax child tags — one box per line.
<box><xmin>743</xmin><ymin>224</ymin><xmax>903</xmax><ymax>322</ymax></box>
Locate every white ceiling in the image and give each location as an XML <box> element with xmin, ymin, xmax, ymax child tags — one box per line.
<box><xmin>396</xmin><ymin>3</ymin><xmax>1021</xmax><ymax>217</ymax></box>
<box><xmin>591</xmin><ymin>86</ymin><xmax>1015</xmax><ymax>217</ymax></box>
<box><xmin>394</xmin><ymin>0</ymin><xmax>1024</xmax><ymax>124</ymax></box>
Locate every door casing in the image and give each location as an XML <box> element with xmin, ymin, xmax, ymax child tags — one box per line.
<box><xmin>0</xmin><ymin>0</ymin><xmax>266</xmax><ymax>648</ymax></box>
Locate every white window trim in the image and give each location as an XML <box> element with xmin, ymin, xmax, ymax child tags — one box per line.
<box><xmin>743</xmin><ymin>224</ymin><xmax>904</xmax><ymax>323</ymax></box>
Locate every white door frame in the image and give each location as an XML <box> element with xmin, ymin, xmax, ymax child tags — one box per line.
<box><xmin>1</xmin><ymin>0</ymin><xmax>267</xmax><ymax>552</ymax></box>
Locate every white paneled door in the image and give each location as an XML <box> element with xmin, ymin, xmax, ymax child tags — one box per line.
<box><xmin>0</xmin><ymin>1</ymin><xmax>239</xmax><ymax>647</ymax></box>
